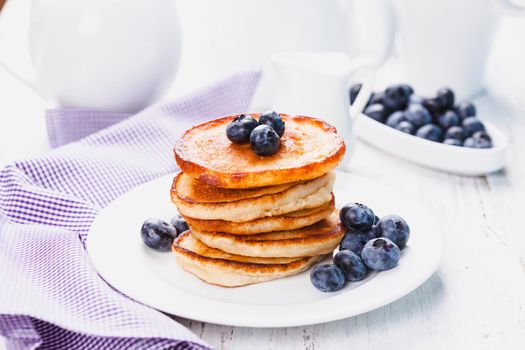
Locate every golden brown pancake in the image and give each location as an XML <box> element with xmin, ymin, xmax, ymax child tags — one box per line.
<box><xmin>189</xmin><ymin>211</ymin><xmax>344</xmax><ymax>258</ymax></box>
<box><xmin>173</xmin><ymin>232</ymin><xmax>325</xmax><ymax>287</ymax></box>
<box><xmin>173</xmin><ymin>172</ymin><xmax>301</xmax><ymax>204</ymax></box>
<box><xmin>174</xmin><ymin>114</ymin><xmax>345</xmax><ymax>189</ymax></box>
<box><xmin>171</xmin><ymin>172</ymin><xmax>335</xmax><ymax>222</ymax></box>
<box><xmin>176</xmin><ymin>231</ymin><xmax>301</xmax><ymax>264</ymax></box>
<box><xmin>182</xmin><ymin>197</ymin><xmax>335</xmax><ymax>235</ymax></box>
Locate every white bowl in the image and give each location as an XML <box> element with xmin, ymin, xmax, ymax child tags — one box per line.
<box><xmin>354</xmin><ymin>114</ymin><xmax>508</xmax><ymax>176</ymax></box>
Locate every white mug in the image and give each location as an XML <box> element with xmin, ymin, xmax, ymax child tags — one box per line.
<box><xmin>392</xmin><ymin>0</ymin><xmax>525</xmax><ymax>98</ymax></box>
<box><xmin>28</xmin><ymin>0</ymin><xmax>182</xmax><ymax>113</ymax></box>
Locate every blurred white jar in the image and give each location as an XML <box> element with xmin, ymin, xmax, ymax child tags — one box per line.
<box><xmin>29</xmin><ymin>0</ymin><xmax>182</xmax><ymax>113</ymax></box>
<box><xmin>393</xmin><ymin>0</ymin><xmax>525</xmax><ymax>98</ymax></box>
<box><xmin>185</xmin><ymin>0</ymin><xmax>352</xmax><ymax>110</ymax></box>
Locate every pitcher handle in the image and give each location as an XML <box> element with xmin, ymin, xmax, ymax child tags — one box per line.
<box><xmin>346</xmin><ymin>0</ymin><xmax>395</xmax><ymax>118</ymax></box>
<box><xmin>347</xmin><ymin>58</ymin><xmax>376</xmax><ymax>120</ymax></box>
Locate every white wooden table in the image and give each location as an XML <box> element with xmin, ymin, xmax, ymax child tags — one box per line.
<box><xmin>1</xmin><ymin>2</ymin><xmax>525</xmax><ymax>349</ymax></box>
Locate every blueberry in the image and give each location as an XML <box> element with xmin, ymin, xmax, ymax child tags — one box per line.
<box><xmin>364</xmin><ymin>103</ymin><xmax>388</xmax><ymax>123</ymax></box>
<box><xmin>415</xmin><ymin>124</ymin><xmax>443</xmax><ymax>142</ymax></box>
<box><xmin>361</xmin><ymin>238</ymin><xmax>401</xmax><ymax>271</ymax></box>
<box><xmin>436</xmin><ymin>110</ymin><xmax>460</xmax><ymax>129</ymax></box>
<box><xmin>310</xmin><ymin>264</ymin><xmax>345</xmax><ymax>292</ymax></box>
<box><xmin>384</xmin><ymin>84</ymin><xmax>411</xmax><ymax>111</ymax></box>
<box><xmin>340</xmin><ymin>202</ymin><xmax>375</xmax><ymax>231</ymax></box>
<box><xmin>374</xmin><ymin>215</ymin><xmax>380</xmax><ymax>224</ymax></box>
<box><xmin>455</xmin><ymin>101</ymin><xmax>476</xmax><ymax>119</ymax></box>
<box><xmin>334</xmin><ymin>250</ymin><xmax>367</xmax><ymax>282</ymax></box>
<box><xmin>377</xmin><ymin>215</ymin><xmax>410</xmax><ymax>249</ymax></box>
<box><xmin>462</xmin><ymin>117</ymin><xmax>485</xmax><ymax>136</ymax></box>
<box><xmin>422</xmin><ymin>98</ymin><xmax>446</xmax><ymax>116</ymax></box>
<box><xmin>349</xmin><ymin>83</ymin><xmax>362</xmax><ymax>104</ymax></box>
<box><xmin>141</xmin><ymin>218</ymin><xmax>177</xmax><ymax>252</ymax></box>
<box><xmin>395</xmin><ymin>121</ymin><xmax>415</xmax><ymax>135</ymax></box>
<box><xmin>444</xmin><ymin>126</ymin><xmax>466</xmax><ymax>141</ymax></box>
<box><xmin>464</xmin><ymin>137</ymin><xmax>492</xmax><ymax>149</ymax></box>
<box><xmin>386</xmin><ymin>111</ymin><xmax>407</xmax><ymax>128</ymax></box>
<box><xmin>226</xmin><ymin>114</ymin><xmax>258</xmax><ymax>144</ymax></box>
<box><xmin>472</xmin><ymin>130</ymin><xmax>492</xmax><ymax>143</ymax></box>
<box><xmin>405</xmin><ymin>104</ymin><xmax>432</xmax><ymax>128</ymax></box>
<box><xmin>368</xmin><ymin>92</ymin><xmax>384</xmax><ymax>106</ymax></box>
<box><xmin>436</xmin><ymin>87</ymin><xmax>455</xmax><ymax>109</ymax></box>
<box><xmin>250</xmin><ymin>125</ymin><xmax>280</xmax><ymax>156</ymax></box>
<box><xmin>259</xmin><ymin>111</ymin><xmax>285</xmax><ymax>137</ymax></box>
<box><xmin>444</xmin><ymin>139</ymin><xmax>462</xmax><ymax>146</ymax></box>
<box><xmin>339</xmin><ymin>231</ymin><xmax>370</xmax><ymax>256</ymax></box>
<box><xmin>170</xmin><ymin>215</ymin><xmax>189</xmax><ymax>234</ymax></box>
<box><xmin>365</xmin><ymin>225</ymin><xmax>380</xmax><ymax>240</ymax></box>
<box><xmin>401</xmin><ymin>84</ymin><xmax>414</xmax><ymax>95</ymax></box>
<box><xmin>409</xmin><ymin>94</ymin><xmax>424</xmax><ymax>105</ymax></box>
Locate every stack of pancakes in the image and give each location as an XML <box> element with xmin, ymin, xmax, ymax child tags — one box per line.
<box><xmin>171</xmin><ymin>114</ymin><xmax>346</xmax><ymax>287</ymax></box>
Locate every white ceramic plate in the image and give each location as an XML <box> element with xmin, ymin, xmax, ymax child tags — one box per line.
<box><xmin>355</xmin><ymin>113</ymin><xmax>508</xmax><ymax>176</ymax></box>
<box><xmin>87</xmin><ymin>171</ymin><xmax>442</xmax><ymax>328</ymax></box>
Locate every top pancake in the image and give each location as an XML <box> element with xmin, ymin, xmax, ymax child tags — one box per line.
<box><xmin>174</xmin><ymin>114</ymin><xmax>345</xmax><ymax>189</ymax></box>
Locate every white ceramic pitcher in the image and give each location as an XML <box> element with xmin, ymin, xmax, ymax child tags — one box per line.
<box><xmin>29</xmin><ymin>0</ymin><xmax>182</xmax><ymax>113</ymax></box>
<box><xmin>271</xmin><ymin>54</ymin><xmax>377</xmax><ymax>170</ymax></box>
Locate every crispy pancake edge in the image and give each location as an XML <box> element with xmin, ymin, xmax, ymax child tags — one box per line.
<box><xmin>174</xmin><ymin>114</ymin><xmax>346</xmax><ymax>189</ymax></box>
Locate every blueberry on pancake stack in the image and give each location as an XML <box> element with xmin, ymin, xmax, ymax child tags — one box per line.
<box><xmin>171</xmin><ymin>112</ymin><xmax>346</xmax><ymax>287</ymax></box>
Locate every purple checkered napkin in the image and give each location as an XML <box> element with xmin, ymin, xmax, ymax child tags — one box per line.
<box><xmin>0</xmin><ymin>70</ymin><xmax>261</xmax><ymax>350</ymax></box>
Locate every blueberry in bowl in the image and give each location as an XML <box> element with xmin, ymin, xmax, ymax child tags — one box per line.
<box><xmin>422</xmin><ymin>97</ymin><xmax>447</xmax><ymax>116</ymax></box>
<box><xmin>383</xmin><ymin>84</ymin><xmax>412</xmax><ymax>111</ymax></box>
<box><xmin>310</xmin><ymin>263</ymin><xmax>345</xmax><ymax>292</ymax></box>
<box><xmin>436</xmin><ymin>87</ymin><xmax>455</xmax><ymax>109</ymax></box>
<box><xmin>409</xmin><ymin>94</ymin><xmax>424</xmax><ymax>105</ymax></box>
<box><xmin>395</xmin><ymin>121</ymin><xmax>416</xmax><ymax>135</ymax></box>
<box><xmin>436</xmin><ymin>110</ymin><xmax>460</xmax><ymax>130</ymax></box>
<box><xmin>405</xmin><ymin>104</ymin><xmax>432</xmax><ymax>128</ymax></box>
<box><xmin>444</xmin><ymin>139</ymin><xmax>463</xmax><ymax>147</ymax></box>
<box><xmin>386</xmin><ymin>111</ymin><xmax>408</xmax><ymax>128</ymax></box>
<box><xmin>415</xmin><ymin>124</ymin><xmax>443</xmax><ymax>143</ymax></box>
<box><xmin>473</xmin><ymin>131</ymin><xmax>492</xmax><ymax>142</ymax></box>
<box><xmin>368</xmin><ymin>91</ymin><xmax>384</xmax><ymax>106</ymax></box>
<box><xmin>444</xmin><ymin>126</ymin><xmax>466</xmax><ymax>142</ymax></box>
<box><xmin>464</xmin><ymin>135</ymin><xmax>492</xmax><ymax>149</ymax></box>
<box><xmin>364</xmin><ymin>103</ymin><xmax>388</xmax><ymax>123</ymax></box>
<box><xmin>455</xmin><ymin>100</ymin><xmax>476</xmax><ymax>120</ymax></box>
<box><xmin>462</xmin><ymin>117</ymin><xmax>485</xmax><ymax>136</ymax></box>
<box><xmin>141</xmin><ymin>218</ymin><xmax>178</xmax><ymax>252</ymax></box>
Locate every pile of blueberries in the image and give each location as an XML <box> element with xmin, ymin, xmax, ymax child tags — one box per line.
<box><xmin>310</xmin><ymin>203</ymin><xmax>409</xmax><ymax>292</ymax></box>
<box><xmin>141</xmin><ymin>215</ymin><xmax>189</xmax><ymax>251</ymax></box>
<box><xmin>226</xmin><ymin>111</ymin><xmax>285</xmax><ymax>156</ymax></box>
<box><xmin>353</xmin><ymin>84</ymin><xmax>493</xmax><ymax>148</ymax></box>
